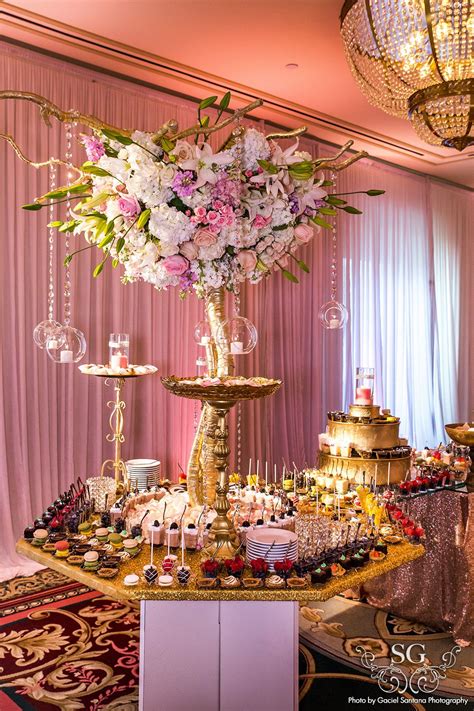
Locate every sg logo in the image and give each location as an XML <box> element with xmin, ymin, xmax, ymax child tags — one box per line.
<box><xmin>391</xmin><ymin>643</ymin><xmax>426</xmax><ymax>664</ymax></box>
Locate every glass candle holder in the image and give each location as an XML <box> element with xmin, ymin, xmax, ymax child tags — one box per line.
<box><xmin>355</xmin><ymin>367</ymin><xmax>375</xmax><ymax>405</ymax></box>
<box><xmin>109</xmin><ymin>333</ymin><xmax>129</xmax><ymax>369</ymax></box>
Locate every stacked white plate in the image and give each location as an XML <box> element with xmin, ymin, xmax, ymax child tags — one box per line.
<box><xmin>126</xmin><ymin>459</ymin><xmax>160</xmax><ymax>491</ymax></box>
<box><xmin>246</xmin><ymin>528</ymin><xmax>298</xmax><ymax>572</ymax></box>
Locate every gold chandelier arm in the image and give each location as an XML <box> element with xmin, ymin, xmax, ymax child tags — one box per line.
<box><xmin>170</xmin><ymin>98</ymin><xmax>263</xmax><ymax>141</ymax></box>
<box><xmin>0</xmin><ymin>90</ymin><xmax>131</xmax><ymax>133</ymax></box>
<box><xmin>0</xmin><ymin>132</ymin><xmax>83</xmax><ymax>176</ymax></box>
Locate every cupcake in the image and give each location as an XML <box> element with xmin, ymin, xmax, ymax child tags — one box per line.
<box><xmin>54</xmin><ymin>540</ymin><xmax>70</xmax><ymax>558</ymax></box>
<box><xmin>266</xmin><ymin>575</ymin><xmax>286</xmax><ymax>589</ymax></box>
<box><xmin>220</xmin><ymin>575</ymin><xmax>240</xmax><ymax>589</ymax></box>
<box><xmin>183</xmin><ymin>523</ymin><xmax>198</xmax><ymax>550</ymax></box>
<box><xmin>32</xmin><ymin>529</ymin><xmax>48</xmax><ymax>547</ymax></box>
<box><xmin>108</xmin><ymin>533</ymin><xmax>123</xmax><ymax>550</ymax></box>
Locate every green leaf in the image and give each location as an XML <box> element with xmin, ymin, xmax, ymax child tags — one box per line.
<box><xmin>366</xmin><ymin>189</ymin><xmax>385</xmax><ymax>196</ymax></box>
<box><xmin>257</xmin><ymin>159</ymin><xmax>278</xmax><ymax>175</ymax></box>
<box><xmin>48</xmin><ymin>220</ymin><xmax>63</xmax><ymax>227</ymax></box>
<box><xmin>311</xmin><ymin>215</ymin><xmax>334</xmax><ymax>230</ymax></box>
<box><xmin>94</xmin><ymin>220</ymin><xmax>107</xmax><ymax>239</ymax></box>
<box><xmin>93</xmin><ymin>262</ymin><xmax>105</xmax><ymax>277</ymax></box>
<box><xmin>22</xmin><ymin>202</ymin><xmax>42</xmax><ymax>211</ymax></box>
<box><xmin>116</xmin><ymin>237</ymin><xmax>125</xmax><ymax>253</ymax></box>
<box><xmin>98</xmin><ymin>233</ymin><xmax>114</xmax><ymax>249</ymax></box>
<box><xmin>42</xmin><ymin>189</ymin><xmax>68</xmax><ymax>200</ymax></box>
<box><xmin>80</xmin><ymin>164</ymin><xmax>111</xmax><ymax>177</ymax></box>
<box><xmin>104</xmin><ymin>220</ymin><xmax>116</xmax><ymax>237</ymax></box>
<box><xmin>297</xmin><ymin>259</ymin><xmax>310</xmax><ymax>273</ymax></box>
<box><xmin>105</xmin><ymin>145</ymin><xmax>119</xmax><ymax>158</ymax></box>
<box><xmin>321</xmin><ymin>180</ymin><xmax>334</xmax><ymax>187</ymax></box>
<box><xmin>58</xmin><ymin>220</ymin><xmax>77</xmax><ymax>233</ymax></box>
<box><xmin>288</xmin><ymin>160</ymin><xmax>314</xmax><ymax>181</ymax></box>
<box><xmin>199</xmin><ymin>95</ymin><xmax>218</xmax><ymax>110</ymax></box>
<box><xmin>63</xmin><ymin>254</ymin><xmax>73</xmax><ymax>266</ymax></box>
<box><xmin>137</xmin><ymin>208</ymin><xmax>151</xmax><ymax>229</ymax></box>
<box><xmin>273</xmin><ymin>224</ymin><xmax>290</xmax><ymax>231</ymax></box>
<box><xmin>219</xmin><ymin>91</ymin><xmax>231</xmax><ymax>112</ymax></box>
<box><xmin>343</xmin><ymin>206</ymin><xmax>363</xmax><ymax>214</ymax></box>
<box><xmin>169</xmin><ymin>195</ymin><xmax>188</xmax><ymax>213</ymax></box>
<box><xmin>199</xmin><ymin>115</ymin><xmax>210</xmax><ymax>128</ymax></box>
<box><xmin>160</xmin><ymin>137</ymin><xmax>176</xmax><ymax>153</ymax></box>
<box><xmin>112</xmin><ymin>258</ymin><xmax>119</xmax><ymax>268</ymax></box>
<box><xmin>81</xmin><ymin>192</ymin><xmax>110</xmax><ymax>209</ymax></box>
<box><xmin>281</xmin><ymin>269</ymin><xmax>299</xmax><ymax>284</ymax></box>
<box><xmin>325</xmin><ymin>196</ymin><xmax>347</xmax><ymax>206</ymax></box>
<box><xmin>68</xmin><ymin>182</ymin><xmax>92</xmax><ymax>194</ymax></box>
<box><xmin>318</xmin><ymin>207</ymin><xmax>337</xmax><ymax>216</ymax></box>
<box><xmin>100</xmin><ymin>128</ymin><xmax>133</xmax><ymax>145</ymax></box>
<box><xmin>256</xmin><ymin>258</ymin><xmax>269</xmax><ymax>272</ymax></box>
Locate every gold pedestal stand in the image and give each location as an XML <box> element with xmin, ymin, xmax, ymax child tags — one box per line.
<box><xmin>161</xmin><ymin>376</ymin><xmax>281</xmax><ymax>560</ymax></box>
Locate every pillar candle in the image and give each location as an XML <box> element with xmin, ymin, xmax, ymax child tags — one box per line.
<box><xmin>60</xmin><ymin>350</ymin><xmax>73</xmax><ymax>363</ymax></box>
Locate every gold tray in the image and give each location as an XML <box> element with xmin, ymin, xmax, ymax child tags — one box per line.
<box><xmin>445</xmin><ymin>423</ymin><xmax>474</xmax><ymax>447</ymax></box>
<box><xmin>161</xmin><ymin>375</ymin><xmax>281</xmax><ymax>403</ymax></box>
<box><xmin>17</xmin><ymin>538</ymin><xmax>424</xmax><ymax>602</ymax></box>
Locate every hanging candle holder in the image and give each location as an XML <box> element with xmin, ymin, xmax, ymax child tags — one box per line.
<box><xmin>193</xmin><ymin>319</ymin><xmax>213</xmax><ymax>347</ymax></box>
<box><xmin>33</xmin><ymin>162</ymin><xmax>65</xmax><ymax>351</ymax></box>
<box><xmin>47</xmin><ymin>123</ymin><xmax>86</xmax><ymax>364</ymax></box>
<box><xmin>216</xmin><ymin>291</ymin><xmax>258</xmax><ymax>355</ymax></box>
<box><xmin>318</xmin><ymin>173</ymin><xmax>348</xmax><ymax>330</ymax></box>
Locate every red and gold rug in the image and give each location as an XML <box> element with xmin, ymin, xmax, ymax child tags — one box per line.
<box><xmin>0</xmin><ymin>571</ymin><xmax>139</xmax><ymax>710</ymax></box>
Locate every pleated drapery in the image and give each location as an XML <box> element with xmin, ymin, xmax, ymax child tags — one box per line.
<box><xmin>0</xmin><ymin>41</ymin><xmax>472</xmax><ymax>579</ymax></box>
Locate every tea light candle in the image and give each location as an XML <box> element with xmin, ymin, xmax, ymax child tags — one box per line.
<box><xmin>47</xmin><ymin>338</ymin><xmax>58</xmax><ymax>350</ymax></box>
<box><xmin>329</xmin><ymin>318</ymin><xmax>339</xmax><ymax>328</ymax></box>
<box><xmin>60</xmin><ymin>350</ymin><xmax>73</xmax><ymax>363</ymax></box>
<box><xmin>231</xmin><ymin>341</ymin><xmax>244</xmax><ymax>354</ymax></box>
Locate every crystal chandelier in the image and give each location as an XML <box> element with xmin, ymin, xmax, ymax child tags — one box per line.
<box><xmin>340</xmin><ymin>0</ymin><xmax>474</xmax><ymax>151</ymax></box>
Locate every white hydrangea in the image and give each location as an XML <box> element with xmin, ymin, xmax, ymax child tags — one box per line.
<box><xmin>233</xmin><ymin>128</ymin><xmax>271</xmax><ymax>171</ymax></box>
<box><xmin>148</xmin><ymin>205</ymin><xmax>195</xmax><ymax>245</ymax></box>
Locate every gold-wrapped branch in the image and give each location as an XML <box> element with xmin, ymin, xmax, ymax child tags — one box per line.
<box><xmin>314</xmin><ymin>139</ymin><xmax>368</xmax><ymax>171</ymax></box>
<box><xmin>170</xmin><ymin>98</ymin><xmax>263</xmax><ymax>141</ymax></box>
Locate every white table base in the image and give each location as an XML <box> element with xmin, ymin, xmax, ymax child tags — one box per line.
<box><xmin>139</xmin><ymin>600</ymin><xmax>299</xmax><ymax>711</ymax></box>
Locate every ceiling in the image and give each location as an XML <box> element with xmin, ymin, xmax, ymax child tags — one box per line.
<box><xmin>1</xmin><ymin>0</ymin><xmax>473</xmax><ymax>188</ymax></box>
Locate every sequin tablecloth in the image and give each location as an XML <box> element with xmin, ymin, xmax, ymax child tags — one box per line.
<box><xmin>359</xmin><ymin>489</ymin><xmax>473</xmax><ymax>645</ymax></box>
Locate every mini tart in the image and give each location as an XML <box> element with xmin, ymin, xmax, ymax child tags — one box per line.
<box><xmin>220</xmin><ymin>575</ymin><xmax>241</xmax><ymax>589</ymax></box>
<box><xmin>330</xmin><ymin>563</ymin><xmax>346</xmax><ymax>577</ymax></box>
<box><xmin>196</xmin><ymin>577</ymin><xmax>218</xmax><ymax>589</ymax></box>
<box><xmin>369</xmin><ymin>550</ymin><xmax>386</xmax><ymax>561</ymax></box>
<box><xmin>67</xmin><ymin>555</ymin><xmax>84</xmax><ymax>565</ymax></box>
<box><xmin>287</xmin><ymin>577</ymin><xmax>307</xmax><ymax>589</ymax></box>
<box><xmin>97</xmin><ymin>567</ymin><xmax>118</xmax><ymax>579</ymax></box>
<box><xmin>384</xmin><ymin>534</ymin><xmax>403</xmax><ymax>544</ymax></box>
<box><xmin>242</xmin><ymin>577</ymin><xmax>263</xmax><ymax>589</ymax></box>
<box><xmin>42</xmin><ymin>543</ymin><xmax>57</xmax><ymax>553</ymax></box>
<box><xmin>266</xmin><ymin>575</ymin><xmax>286</xmax><ymax>589</ymax></box>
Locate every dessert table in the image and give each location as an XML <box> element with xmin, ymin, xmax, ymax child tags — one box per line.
<box><xmin>17</xmin><ymin>538</ymin><xmax>424</xmax><ymax>711</ymax></box>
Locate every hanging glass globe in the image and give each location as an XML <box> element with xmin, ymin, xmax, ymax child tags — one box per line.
<box><xmin>193</xmin><ymin>319</ymin><xmax>213</xmax><ymax>347</ymax></box>
<box><xmin>318</xmin><ymin>300</ymin><xmax>348</xmax><ymax>330</ymax></box>
<box><xmin>216</xmin><ymin>317</ymin><xmax>258</xmax><ymax>355</ymax></box>
<box><xmin>46</xmin><ymin>325</ymin><xmax>86</xmax><ymax>363</ymax></box>
<box><xmin>33</xmin><ymin>319</ymin><xmax>65</xmax><ymax>350</ymax></box>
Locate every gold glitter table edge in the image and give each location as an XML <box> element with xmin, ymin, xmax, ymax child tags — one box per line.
<box><xmin>16</xmin><ymin>538</ymin><xmax>424</xmax><ymax>602</ymax></box>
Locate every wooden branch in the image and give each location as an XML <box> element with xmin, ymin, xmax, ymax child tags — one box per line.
<box><xmin>0</xmin><ymin>133</ymin><xmax>83</xmax><ymax>176</ymax></box>
<box><xmin>0</xmin><ymin>90</ymin><xmax>131</xmax><ymax>134</ymax></box>
<box><xmin>169</xmin><ymin>98</ymin><xmax>263</xmax><ymax>141</ymax></box>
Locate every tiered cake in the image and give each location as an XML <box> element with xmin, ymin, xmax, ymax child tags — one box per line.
<box><xmin>318</xmin><ymin>369</ymin><xmax>411</xmax><ymax>485</ymax></box>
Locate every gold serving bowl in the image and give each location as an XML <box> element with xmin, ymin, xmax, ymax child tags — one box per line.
<box><xmin>161</xmin><ymin>375</ymin><xmax>282</xmax><ymax>403</ymax></box>
<box><xmin>445</xmin><ymin>423</ymin><xmax>474</xmax><ymax>447</ymax></box>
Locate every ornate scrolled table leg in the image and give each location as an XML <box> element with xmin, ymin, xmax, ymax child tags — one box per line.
<box><xmin>100</xmin><ymin>377</ymin><xmax>128</xmax><ymax>489</ymax></box>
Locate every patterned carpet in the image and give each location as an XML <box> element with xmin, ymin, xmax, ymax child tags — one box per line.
<box><xmin>0</xmin><ymin>572</ymin><xmax>471</xmax><ymax>710</ymax></box>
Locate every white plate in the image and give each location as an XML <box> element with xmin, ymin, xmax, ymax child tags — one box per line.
<box><xmin>246</xmin><ymin>529</ymin><xmax>297</xmax><ymax>545</ymax></box>
<box><xmin>126</xmin><ymin>459</ymin><xmax>160</xmax><ymax>467</ymax></box>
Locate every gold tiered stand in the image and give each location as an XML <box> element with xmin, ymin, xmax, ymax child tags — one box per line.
<box><xmin>161</xmin><ymin>375</ymin><xmax>281</xmax><ymax>559</ymax></box>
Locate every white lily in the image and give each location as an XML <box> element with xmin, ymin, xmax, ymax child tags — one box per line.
<box><xmin>181</xmin><ymin>143</ymin><xmax>233</xmax><ymax>188</ymax></box>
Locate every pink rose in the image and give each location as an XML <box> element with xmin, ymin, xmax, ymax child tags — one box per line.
<box><xmin>294</xmin><ymin>223</ymin><xmax>314</xmax><ymax>244</ymax></box>
<box><xmin>162</xmin><ymin>255</ymin><xmax>189</xmax><ymax>276</ymax></box>
<box><xmin>194</xmin><ymin>206</ymin><xmax>207</xmax><ymax>220</ymax></box>
<box><xmin>253</xmin><ymin>215</ymin><xmax>271</xmax><ymax>229</ymax></box>
<box><xmin>237</xmin><ymin>250</ymin><xmax>258</xmax><ymax>272</ymax></box>
<box><xmin>180</xmin><ymin>241</ymin><xmax>199</xmax><ymax>260</ymax></box>
<box><xmin>193</xmin><ymin>228</ymin><xmax>217</xmax><ymax>247</ymax></box>
<box><xmin>118</xmin><ymin>194</ymin><xmax>140</xmax><ymax>218</ymax></box>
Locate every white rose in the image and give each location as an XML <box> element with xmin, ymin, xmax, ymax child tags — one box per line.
<box><xmin>170</xmin><ymin>139</ymin><xmax>195</xmax><ymax>164</ymax></box>
<box><xmin>158</xmin><ymin>163</ymin><xmax>177</xmax><ymax>187</ymax></box>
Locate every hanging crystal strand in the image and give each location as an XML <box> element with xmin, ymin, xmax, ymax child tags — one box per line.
<box><xmin>33</xmin><ymin>162</ymin><xmax>64</xmax><ymax>350</ymax></box>
<box><xmin>47</xmin><ymin>122</ymin><xmax>87</xmax><ymax>363</ymax></box>
<box><xmin>234</xmin><ymin>289</ymin><xmax>243</xmax><ymax>476</ymax></box>
<box><xmin>317</xmin><ymin>170</ymin><xmax>348</xmax><ymax>330</ymax></box>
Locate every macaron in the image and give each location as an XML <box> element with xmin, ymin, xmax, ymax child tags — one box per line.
<box><xmin>54</xmin><ymin>540</ymin><xmax>70</xmax><ymax>558</ymax></box>
<box><xmin>78</xmin><ymin>522</ymin><xmax>92</xmax><ymax>536</ymax></box>
<box><xmin>158</xmin><ymin>575</ymin><xmax>173</xmax><ymax>587</ymax></box>
<box><xmin>95</xmin><ymin>527</ymin><xmax>109</xmax><ymax>542</ymax></box>
<box><xmin>32</xmin><ymin>529</ymin><xmax>48</xmax><ymax>546</ymax></box>
<box><xmin>123</xmin><ymin>539</ymin><xmax>139</xmax><ymax>555</ymax></box>
<box><xmin>124</xmin><ymin>574</ymin><xmax>139</xmax><ymax>587</ymax></box>
<box><xmin>83</xmin><ymin>550</ymin><xmax>99</xmax><ymax>570</ymax></box>
<box><xmin>108</xmin><ymin>533</ymin><xmax>123</xmax><ymax>549</ymax></box>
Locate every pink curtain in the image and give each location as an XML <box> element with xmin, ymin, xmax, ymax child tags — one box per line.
<box><xmin>0</xmin><ymin>41</ymin><xmax>472</xmax><ymax>580</ymax></box>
